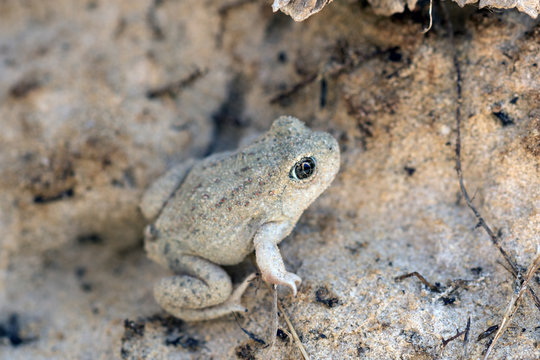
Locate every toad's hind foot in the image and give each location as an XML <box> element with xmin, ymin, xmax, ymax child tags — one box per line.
<box><xmin>162</xmin><ymin>300</ymin><xmax>247</xmax><ymax>322</ymax></box>
<box><xmin>157</xmin><ymin>272</ymin><xmax>257</xmax><ymax>322</ymax></box>
<box><xmin>228</xmin><ymin>272</ymin><xmax>257</xmax><ymax>304</ymax></box>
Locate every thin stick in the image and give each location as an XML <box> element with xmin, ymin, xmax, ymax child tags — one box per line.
<box><xmin>270</xmin><ymin>284</ymin><xmax>278</xmax><ymax>350</ymax></box>
<box><xmin>451</xmin><ymin>42</ymin><xmax>518</xmax><ymax>277</ymax></box>
<box><xmin>439</xmin><ymin>0</ymin><xmax>519</xmax><ymax>277</ymax></box>
<box><xmin>263</xmin><ymin>282</ymin><xmax>310</xmax><ymax>359</ymax></box>
<box><xmin>395</xmin><ymin>271</ymin><xmax>441</xmax><ymax>292</ymax></box>
<box><xmin>442</xmin><ymin>329</ymin><xmax>465</xmax><ymax>347</ymax></box>
<box><xmin>483</xmin><ymin>252</ymin><xmax>540</xmax><ymax>360</ymax></box>
<box><xmin>442</xmin><ymin>0</ymin><xmax>540</xmax><ymax>315</ymax></box>
<box><xmin>146</xmin><ymin>68</ymin><xmax>207</xmax><ymax>99</ymax></box>
<box><xmin>278</xmin><ymin>301</ymin><xmax>310</xmax><ymax>360</ymax></box>
<box><xmin>462</xmin><ymin>316</ymin><xmax>471</xmax><ymax>359</ymax></box>
<box><xmin>269</xmin><ymin>73</ymin><xmax>318</xmax><ymax>104</ymax></box>
<box><xmin>442</xmin><ymin>3</ymin><xmax>540</xmax><ymax>358</ymax></box>
<box><xmin>422</xmin><ymin>0</ymin><xmax>433</xmax><ymax>33</ymax></box>
<box><xmin>0</xmin><ymin>247</ymin><xmax>8</xmax><ymax>302</ymax></box>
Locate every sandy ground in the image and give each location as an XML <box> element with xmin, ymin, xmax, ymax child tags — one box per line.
<box><xmin>0</xmin><ymin>1</ymin><xmax>539</xmax><ymax>359</ymax></box>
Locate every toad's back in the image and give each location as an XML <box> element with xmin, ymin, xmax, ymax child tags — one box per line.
<box><xmin>154</xmin><ymin>146</ymin><xmax>289</xmax><ymax>265</ymax></box>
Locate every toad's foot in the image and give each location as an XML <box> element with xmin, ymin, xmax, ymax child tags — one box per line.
<box><xmin>201</xmin><ymin>273</ymin><xmax>258</xmax><ymax>317</ymax></box>
<box><xmin>262</xmin><ymin>271</ymin><xmax>302</xmax><ymax>296</ymax></box>
<box><xmin>227</xmin><ymin>272</ymin><xmax>257</xmax><ymax>305</ymax></box>
<box><xmin>156</xmin><ymin>271</ymin><xmax>257</xmax><ymax>322</ymax></box>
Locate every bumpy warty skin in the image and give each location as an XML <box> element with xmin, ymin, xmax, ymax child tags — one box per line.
<box><xmin>148</xmin><ymin>116</ymin><xmax>340</xmax><ymax>267</ymax></box>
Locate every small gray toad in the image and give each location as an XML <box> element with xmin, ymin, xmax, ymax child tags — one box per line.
<box><xmin>140</xmin><ymin>116</ymin><xmax>340</xmax><ymax>321</ymax></box>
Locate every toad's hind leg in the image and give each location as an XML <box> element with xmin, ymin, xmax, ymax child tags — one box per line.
<box><xmin>154</xmin><ymin>255</ymin><xmax>256</xmax><ymax>321</ymax></box>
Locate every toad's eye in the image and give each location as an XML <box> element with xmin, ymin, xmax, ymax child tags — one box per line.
<box><xmin>290</xmin><ymin>157</ymin><xmax>316</xmax><ymax>180</ymax></box>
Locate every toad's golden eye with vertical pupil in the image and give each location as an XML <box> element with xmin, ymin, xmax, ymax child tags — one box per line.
<box><xmin>290</xmin><ymin>157</ymin><xmax>316</xmax><ymax>180</ymax></box>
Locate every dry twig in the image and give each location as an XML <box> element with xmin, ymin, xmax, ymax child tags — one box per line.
<box><xmin>422</xmin><ymin>0</ymin><xmax>433</xmax><ymax>33</ymax></box>
<box><xmin>146</xmin><ymin>68</ymin><xmax>207</xmax><ymax>99</ymax></box>
<box><xmin>483</xmin><ymin>252</ymin><xmax>540</xmax><ymax>360</ymax></box>
<box><xmin>442</xmin><ymin>329</ymin><xmax>465</xmax><ymax>347</ymax></box>
<box><xmin>270</xmin><ymin>284</ymin><xmax>278</xmax><ymax>350</ymax></box>
<box><xmin>278</xmin><ymin>301</ymin><xmax>310</xmax><ymax>360</ymax></box>
<box><xmin>395</xmin><ymin>271</ymin><xmax>442</xmax><ymax>292</ymax></box>
<box><xmin>462</xmin><ymin>316</ymin><xmax>471</xmax><ymax>359</ymax></box>
<box><xmin>443</xmin><ymin>3</ymin><xmax>540</xmax><ymax>358</ymax></box>
<box><xmin>262</xmin><ymin>282</ymin><xmax>309</xmax><ymax>359</ymax></box>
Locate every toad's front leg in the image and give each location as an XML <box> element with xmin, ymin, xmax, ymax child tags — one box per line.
<box><xmin>254</xmin><ymin>222</ymin><xmax>302</xmax><ymax>295</ymax></box>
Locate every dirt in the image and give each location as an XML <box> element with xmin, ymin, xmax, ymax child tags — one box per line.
<box><xmin>0</xmin><ymin>1</ymin><xmax>539</xmax><ymax>359</ymax></box>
